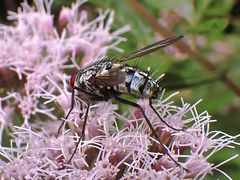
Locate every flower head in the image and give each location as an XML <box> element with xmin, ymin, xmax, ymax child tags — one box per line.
<box><xmin>0</xmin><ymin>0</ymin><xmax>238</xmax><ymax>179</ymax></box>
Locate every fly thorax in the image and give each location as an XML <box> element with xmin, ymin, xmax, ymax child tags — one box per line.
<box><xmin>79</xmin><ymin>70</ymin><xmax>95</xmax><ymax>83</ymax></box>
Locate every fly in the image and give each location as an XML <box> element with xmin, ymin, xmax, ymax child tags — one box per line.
<box><xmin>58</xmin><ymin>35</ymin><xmax>185</xmax><ymax>169</ymax></box>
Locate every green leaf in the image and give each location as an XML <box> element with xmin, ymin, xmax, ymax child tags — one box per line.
<box><xmin>164</xmin><ymin>70</ymin><xmax>227</xmax><ymax>91</ymax></box>
<box><xmin>190</xmin><ymin>18</ymin><xmax>228</xmax><ymax>33</ymax></box>
<box><xmin>208</xmin><ymin>0</ymin><xmax>234</xmax><ymax>16</ymax></box>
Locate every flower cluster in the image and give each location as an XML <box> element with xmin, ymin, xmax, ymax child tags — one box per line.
<box><xmin>0</xmin><ymin>0</ymin><xmax>129</xmax><ymax>135</ymax></box>
<box><xmin>0</xmin><ymin>0</ymin><xmax>238</xmax><ymax>179</ymax></box>
<box><xmin>1</xmin><ymin>96</ymin><xmax>239</xmax><ymax>179</ymax></box>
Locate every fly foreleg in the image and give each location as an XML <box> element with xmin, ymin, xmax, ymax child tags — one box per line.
<box><xmin>67</xmin><ymin>102</ymin><xmax>90</xmax><ymax>164</ymax></box>
<box><xmin>57</xmin><ymin>87</ymin><xmax>76</xmax><ymax>135</ymax></box>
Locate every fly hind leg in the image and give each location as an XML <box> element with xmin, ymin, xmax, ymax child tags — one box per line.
<box><xmin>149</xmin><ymin>99</ymin><xmax>183</xmax><ymax>131</ymax></box>
<box><xmin>114</xmin><ymin>96</ymin><xmax>183</xmax><ymax>169</ymax></box>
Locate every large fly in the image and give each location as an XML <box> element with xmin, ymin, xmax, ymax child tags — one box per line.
<box><xmin>58</xmin><ymin>35</ymin><xmax>185</xmax><ymax>168</ymax></box>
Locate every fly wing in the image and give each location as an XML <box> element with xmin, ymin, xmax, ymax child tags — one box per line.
<box><xmin>115</xmin><ymin>35</ymin><xmax>183</xmax><ymax>63</ymax></box>
<box><xmin>90</xmin><ymin>67</ymin><xmax>126</xmax><ymax>87</ymax></box>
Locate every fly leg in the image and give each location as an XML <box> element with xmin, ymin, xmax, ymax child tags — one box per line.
<box><xmin>61</xmin><ymin>87</ymin><xmax>110</xmax><ymax>164</ymax></box>
<box><xmin>114</xmin><ymin>96</ymin><xmax>184</xmax><ymax>169</ymax></box>
<box><xmin>149</xmin><ymin>99</ymin><xmax>183</xmax><ymax>131</ymax></box>
<box><xmin>67</xmin><ymin>102</ymin><xmax>90</xmax><ymax>164</ymax></box>
<box><xmin>57</xmin><ymin>87</ymin><xmax>76</xmax><ymax>135</ymax></box>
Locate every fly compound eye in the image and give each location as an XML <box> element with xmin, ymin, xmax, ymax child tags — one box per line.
<box><xmin>70</xmin><ymin>72</ymin><xmax>78</xmax><ymax>88</ymax></box>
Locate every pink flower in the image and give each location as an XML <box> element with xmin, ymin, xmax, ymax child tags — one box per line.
<box><xmin>0</xmin><ymin>93</ymin><xmax>239</xmax><ymax>179</ymax></box>
<box><xmin>0</xmin><ymin>0</ymin><xmax>238</xmax><ymax>179</ymax></box>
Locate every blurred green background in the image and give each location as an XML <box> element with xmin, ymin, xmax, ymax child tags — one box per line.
<box><xmin>1</xmin><ymin>0</ymin><xmax>240</xmax><ymax>179</ymax></box>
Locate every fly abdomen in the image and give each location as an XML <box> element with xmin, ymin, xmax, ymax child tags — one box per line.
<box><xmin>117</xmin><ymin>66</ymin><xmax>160</xmax><ymax>99</ymax></box>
